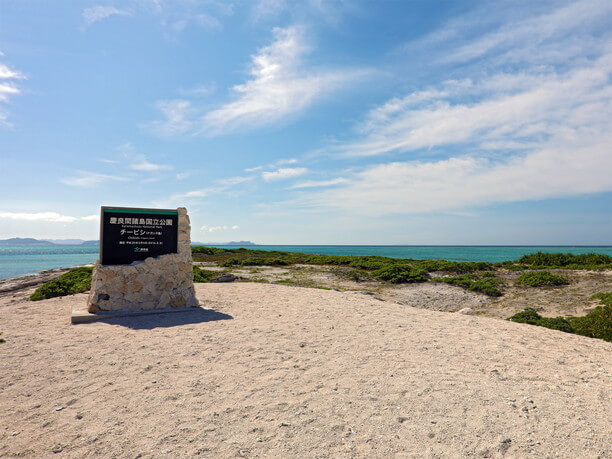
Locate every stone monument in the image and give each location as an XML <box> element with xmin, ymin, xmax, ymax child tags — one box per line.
<box><xmin>87</xmin><ymin>206</ymin><xmax>198</xmax><ymax>312</ymax></box>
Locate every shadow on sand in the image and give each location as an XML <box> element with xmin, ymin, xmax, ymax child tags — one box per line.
<box><xmin>104</xmin><ymin>308</ymin><xmax>233</xmax><ymax>330</ymax></box>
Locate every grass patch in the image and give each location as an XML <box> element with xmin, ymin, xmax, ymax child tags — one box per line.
<box><xmin>193</xmin><ymin>266</ymin><xmax>216</xmax><ymax>283</ymax></box>
<box><xmin>0</xmin><ymin>332</ymin><xmax>5</xmax><ymax>344</ymax></box>
<box><xmin>516</xmin><ymin>270</ymin><xmax>569</xmax><ymax>287</ymax></box>
<box><xmin>438</xmin><ymin>272</ymin><xmax>503</xmax><ymax>296</ymax></box>
<box><xmin>508</xmin><ymin>307</ymin><xmax>611</xmax><ymax>342</ymax></box>
<box><xmin>29</xmin><ymin>267</ymin><xmax>93</xmax><ymax>301</ymax></box>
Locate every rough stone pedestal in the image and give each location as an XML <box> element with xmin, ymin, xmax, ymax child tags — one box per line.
<box><xmin>87</xmin><ymin>207</ymin><xmax>198</xmax><ymax>312</ymax></box>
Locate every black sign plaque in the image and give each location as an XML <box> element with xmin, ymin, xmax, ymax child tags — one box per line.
<box><xmin>100</xmin><ymin>206</ymin><xmax>179</xmax><ymax>265</ymax></box>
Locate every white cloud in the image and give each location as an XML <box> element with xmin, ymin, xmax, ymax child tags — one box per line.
<box><xmin>304</xmin><ymin>130</ymin><xmax>612</xmax><ymax>217</ymax></box>
<box><xmin>154</xmin><ymin>172</ymin><xmax>252</xmax><ymax>206</ymax></box>
<box><xmin>201</xmin><ymin>224</ymin><xmax>240</xmax><ymax>232</ymax></box>
<box><xmin>341</xmin><ymin>53</ymin><xmax>612</xmax><ymax>157</ymax></box>
<box><xmin>0</xmin><ymin>64</ymin><xmax>23</xmax><ymax>80</ymax></box>
<box><xmin>262</xmin><ymin>167</ymin><xmax>308</xmax><ymax>181</ymax></box>
<box><xmin>289</xmin><ymin>0</ymin><xmax>612</xmax><ymax>217</ymax></box>
<box><xmin>147</xmin><ymin>99</ymin><xmax>193</xmax><ymax>136</ymax></box>
<box><xmin>81</xmin><ymin>215</ymin><xmax>100</xmax><ymax>221</ymax></box>
<box><xmin>216</xmin><ymin>176</ymin><xmax>254</xmax><ymax>186</ymax></box>
<box><xmin>245</xmin><ymin>165</ymin><xmax>264</xmax><ymax>173</ymax></box>
<box><xmin>129</xmin><ymin>158</ymin><xmax>172</xmax><ymax>172</ymax></box>
<box><xmin>198</xmin><ymin>26</ymin><xmax>368</xmax><ymax>135</ymax></box>
<box><xmin>0</xmin><ymin>57</ymin><xmax>24</xmax><ymax>125</ymax></box>
<box><xmin>175</xmin><ymin>172</ymin><xmax>192</xmax><ymax>180</ymax></box>
<box><xmin>274</xmin><ymin>158</ymin><xmax>298</xmax><ymax>165</ymax></box>
<box><xmin>0</xmin><ymin>212</ymin><xmax>78</xmax><ymax>223</ymax></box>
<box><xmin>252</xmin><ymin>0</ymin><xmax>286</xmax><ymax>21</ymax></box>
<box><xmin>61</xmin><ymin>171</ymin><xmax>127</xmax><ymax>188</ymax></box>
<box><xmin>289</xmin><ymin>177</ymin><xmax>347</xmax><ymax>189</ymax></box>
<box><xmin>82</xmin><ymin>6</ymin><xmax>130</xmax><ymax>26</ymax></box>
<box><xmin>441</xmin><ymin>0</ymin><xmax>612</xmax><ymax>65</ymax></box>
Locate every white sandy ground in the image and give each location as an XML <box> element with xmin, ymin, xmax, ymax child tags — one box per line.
<box><xmin>0</xmin><ymin>283</ymin><xmax>610</xmax><ymax>458</ymax></box>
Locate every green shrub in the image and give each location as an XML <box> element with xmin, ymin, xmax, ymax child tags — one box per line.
<box><xmin>518</xmin><ymin>252</ymin><xmax>612</xmax><ymax>269</ymax></box>
<box><xmin>29</xmin><ymin>267</ymin><xmax>93</xmax><ymax>301</ymax></box>
<box><xmin>568</xmin><ymin>306</ymin><xmax>611</xmax><ymax>342</ymax></box>
<box><xmin>345</xmin><ymin>269</ymin><xmax>368</xmax><ymax>282</ymax></box>
<box><xmin>0</xmin><ymin>332</ymin><xmax>5</xmax><ymax>343</ymax></box>
<box><xmin>536</xmin><ymin>317</ymin><xmax>574</xmax><ymax>333</ymax></box>
<box><xmin>219</xmin><ymin>258</ymin><xmax>242</xmax><ymax>267</ymax></box>
<box><xmin>517</xmin><ymin>270</ymin><xmax>569</xmax><ymax>287</ymax></box>
<box><xmin>193</xmin><ymin>266</ymin><xmax>215</xmax><ymax>283</ymax></box>
<box><xmin>507</xmin><ymin>308</ymin><xmax>542</xmax><ymax>325</ymax></box>
<box><xmin>509</xmin><ymin>307</ymin><xmax>611</xmax><ymax>342</ymax></box>
<box><xmin>438</xmin><ymin>273</ymin><xmax>503</xmax><ymax>296</ymax></box>
<box><xmin>590</xmin><ymin>292</ymin><xmax>612</xmax><ymax>307</ymax></box>
<box><xmin>372</xmin><ymin>265</ymin><xmax>429</xmax><ymax>284</ymax></box>
<box><xmin>415</xmin><ymin>260</ymin><xmax>493</xmax><ymax>273</ymax></box>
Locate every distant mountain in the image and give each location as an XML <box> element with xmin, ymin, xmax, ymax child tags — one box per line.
<box><xmin>0</xmin><ymin>237</ymin><xmax>56</xmax><ymax>246</ymax></box>
<box><xmin>43</xmin><ymin>239</ymin><xmax>86</xmax><ymax>245</ymax></box>
<box><xmin>0</xmin><ymin>238</ymin><xmax>99</xmax><ymax>246</ymax></box>
<box><xmin>192</xmin><ymin>240</ymin><xmax>256</xmax><ymax>246</ymax></box>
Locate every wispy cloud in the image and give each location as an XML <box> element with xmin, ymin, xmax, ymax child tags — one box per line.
<box><xmin>262</xmin><ymin>167</ymin><xmax>308</xmax><ymax>181</ymax></box>
<box><xmin>129</xmin><ymin>158</ymin><xmax>172</xmax><ymax>172</ymax></box>
<box><xmin>146</xmin><ymin>99</ymin><xmax>193</xmax><ymax>136</ymax></box>
<box><xmin>292</xmin><ymin>0</ymin><xmax>612</xmax><ymax>217</ymax></box>
<box><xmin>154</xmin><ymin>173</ymin><xmax>253</xmax><ymax>207</ymax></box>
<box><xmin>82</xmin><ymin>6</ymin><xmax>130</xmax><ymax>27</ymax></box>
<box><xmin>201</xmin><ymin>224</ymin><xmax>239</xmax><ymax>232</ymax></box>
<box><xmin>149</xmin><ymin>26</ymin><xmax>370</xmax><ymax>136</ymax></box>
<box><xmin>289</xmin><ymin>177</ymin><xmax>346</xmax><ymax>189</ymax></box>
<box><xmin>245</xmin><ymin>157</ymin><xmax>297</xmax><ymax>173</ymax></box>
<box><xmin>303</xmin><ymin>131</ymin><xmax>612</xmax><ymax>217</ymax></box>
<box><xmin>341</xmin><ymin>55</ymin><xmax>612</xmax><ymax>157</ymax></box>
<box><xmin>0</xmin><ymin>211</ymin><xmax>102</xmax><ymax>223</ymax></box>
<box><xmin>0</xmin><ymin>55</ymin><xmax>25</xmax><ymax>125</ymax></box>
<box><xmin>0</xmin><ymin>211</ymin><xmax>78</xmax><ymax>223</ymax></box>
<box><xmin>201</xmin><ymin>26</ymin><xmax>367</xmax><ymax>135</ymax></box>
<box><xmin>60</xmin><ymin>171</ymin><xmax>127</xmax><ymax>188</ymax></box>
<box><xmin>216</xmin><ymin>176</ymin><xmax>254</xmax><ymax>186</ymax></box>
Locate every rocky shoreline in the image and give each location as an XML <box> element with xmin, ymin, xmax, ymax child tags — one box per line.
<box><xmin>0</xmin><ymin>266</ymin><xmax>90</xmax><ymax>297</ymax></box>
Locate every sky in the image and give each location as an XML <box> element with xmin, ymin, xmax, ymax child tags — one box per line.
<box><xmin>0</xmin><ymin>0</ymin><xmax>611</xmax><ymax>244</ymax></box>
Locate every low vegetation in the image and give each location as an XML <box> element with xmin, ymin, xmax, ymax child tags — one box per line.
<box><xmin>29</xmin><ymin>267</ymin><xmax>93</xmax><ymax>301</ymax></box>
<box><xmin>516</xmin><ymin>270</ymin><xmax>569</xmax><ymax>287</ymax></box>
<box><xmin>508</xmin><ymin>305</ymin><xmax>611</xmax><ymax>342</ymax></box>
<box><xmin>371</xmin><ymin>265</ymin><xmax>429</xmax><ymax>284</ymax></box>
<box><xmin>513</xmin><ymin>251</ymin><xmax>612</xmax><ymax>270</ymax></box>
<box><xmin>193</xmin><ymin>247</ymin><xmax>494</xmax><ymax>280</ymax></box>
<box><xmin>437</xmin><ymin>272</ymin><xmax>504</xmax><ymax>297</ymax></box>
<box><xmin>193</xmin><ymin>266</ymin><xmax>216</xmax><ymax>283</ymax></box>
<box><xmin>0</xmin><ymin>332</ymin><xmax>5</xmax><ymax>344</ymax></box>
<box><xmin>590</xmin><ymin>292</ymin><xmax>612</xmax><ymax>307</ymax></box>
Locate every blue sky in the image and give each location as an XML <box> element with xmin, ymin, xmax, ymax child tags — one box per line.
<box><xmin>0</xmin><ymin>0</ymin><xmax>610</xmax><ymax>244</ymax></box>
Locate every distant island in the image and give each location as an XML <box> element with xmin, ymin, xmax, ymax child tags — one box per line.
<box><xmin>192</xmin><ymin>241</ymin><xmax>256</xmax><ymax>246</ymax></box>
<box><xmin>0</xmin><ymin>238</ymin><xmax>98</xmax><ymax>246</ymax></box>
<box><xmin>0</xmin><ymin>237</ymin><xmax>256</xmax><ymax>247</ymax></box>
<box><xmin>0</xmin><ymin>238</ymin><xmax>57</xmax><ymax>246</ymax></box>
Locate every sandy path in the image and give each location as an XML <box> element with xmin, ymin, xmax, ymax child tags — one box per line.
<box><xmin>0</xmin><ymin>283</ymin><xmax>610</xmax><ymax>457</ymax></box>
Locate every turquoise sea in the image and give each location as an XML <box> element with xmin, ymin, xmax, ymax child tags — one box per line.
<box><xmin>1</xmin><ymin>244</ymin><xmax>611</xmax><ymax>280</ymax></box>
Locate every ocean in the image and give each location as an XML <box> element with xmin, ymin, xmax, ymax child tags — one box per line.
<box><xmin>1</xmin><ymin>244</ymin><xmax>611</xmax><ymax>281</ymax></box>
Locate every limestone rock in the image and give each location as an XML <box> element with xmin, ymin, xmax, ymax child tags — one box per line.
<box><xmin>87</xmin><ymin>208</ymin><xmax>198</xmax><ymax>311</ymax></box>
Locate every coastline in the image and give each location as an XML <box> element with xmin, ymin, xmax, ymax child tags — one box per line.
<box><xmin>0</xmin><ymin>265</ymin><xmax>93</xmax><ymax>297</ymax></box>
